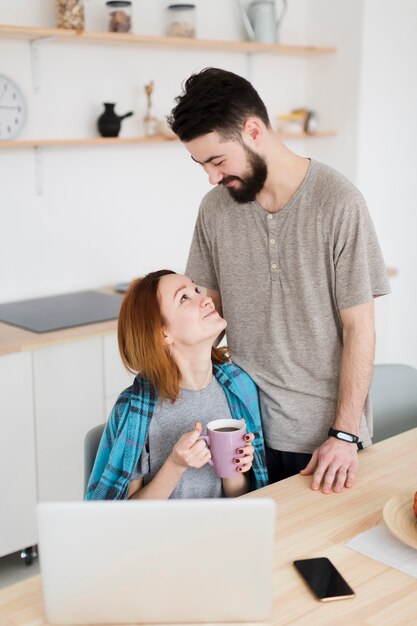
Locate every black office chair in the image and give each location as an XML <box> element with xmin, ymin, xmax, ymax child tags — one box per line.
<box><xmin>84</xmin><ymin>423</ymin><xmax>105</xmax><ymax>496</ymax></box>
<box><xmin>371</xmin><ymin>364</ymin><xmax>417</xmax><ymax>443</ymax></box>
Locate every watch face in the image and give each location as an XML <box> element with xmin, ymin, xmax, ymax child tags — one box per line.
<box><xmin>337</xmin><ymin>432</ymin><xmax>354</xmax><ymax>442</ymax></box>
<box><xmin>0</xmin><ymin>74</ymin><xmax>27</xmax><ymax>140</ymax></box>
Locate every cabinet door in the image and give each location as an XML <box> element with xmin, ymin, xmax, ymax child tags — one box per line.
<box><xmin>103</xmin><ymin>334</ymin><xmax>133</xmax><ymax>416</ymax></box>
<box><xmin>33</xmin><ymin>337</ymin><xmax>104</xmax><ymax>501</ymax></box>
<box><xmin>0</xmin><ymin>352</ymin><xmax>37</xmax><ymax>557</ymax></box>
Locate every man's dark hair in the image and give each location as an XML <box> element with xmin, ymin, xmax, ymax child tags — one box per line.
<box><xmin>168</xmin><ymin>67</ymin><xmax>271</xmax><ymax>142</ymax></box>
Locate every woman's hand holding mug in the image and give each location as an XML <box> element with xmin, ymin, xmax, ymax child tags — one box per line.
<box><xmin>198</xmin><ymin>418</ymin><xmax>255</xmax><ymax>478</ymax></box>
<box><xmin>170</xmin><ymin>421</ymin><xmax>212</xmax><ymax>469</ymax></box>
<box><xmin>233</xmin><ymin>422</ymin><xmax>255</xmax><ymax>473</ymax></box>
<box><xmin>170</xmin><ymin>419</ymin><xmax>255</xmax><ymax>475</ymax></box>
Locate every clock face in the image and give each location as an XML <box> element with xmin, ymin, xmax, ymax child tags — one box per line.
<box><xmin>0</xmin><ymin>74</ymin><xmax>27</xmax><ymax>140</ymax></box>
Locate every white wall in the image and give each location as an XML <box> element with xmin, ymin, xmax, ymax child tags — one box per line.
<box><xmin>0</xmin><ymin>1</ymin><xmax>240</xmax><ymax>301</ymax></box>
<box><xmin>304</xmin><ymin>0</ymin><xmax>364</xmax><ymax>181</ymax></box>
<box><xmin>0</xmin><ymin>0</ymin><xmax>314</xmax><ymax>303</ymax></box>
<box><xmin>4</xmin><ymin>0</ymin><xmax>393</xmax><ymax>363</ymax></box>
<box><xmin>356</xmin><ymin>0</ymin><xmax>417</xmax><ymax>368</ymax></box>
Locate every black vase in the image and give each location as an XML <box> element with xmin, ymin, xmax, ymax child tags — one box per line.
<box><xmin>97</xmin><ymin>102</ymin><xmax>133</xmax><ymax>137</ymax></box>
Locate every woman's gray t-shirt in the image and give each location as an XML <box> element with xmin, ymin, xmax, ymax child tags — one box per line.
<box><xmin>131</xmin><ymin>377</ymin><xmax>233</xmax><ymax>498</ymax></box>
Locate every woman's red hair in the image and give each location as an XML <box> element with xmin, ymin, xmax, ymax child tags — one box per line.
<box><xmin>118</xmin><ymin>270</ymin><xmax>229</xmax><ymax>402</ymax></box>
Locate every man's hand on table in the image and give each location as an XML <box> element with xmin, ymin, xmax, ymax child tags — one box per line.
<box><xmin>300</xmin><ymin>438</ymin><xmax>358</xmax><ymax>494</ymax></box>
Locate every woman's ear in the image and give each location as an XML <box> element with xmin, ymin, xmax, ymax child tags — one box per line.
<box><xmin>162</xmin><ymin>327</ymin><xmax>173</xmax><ymax>346</ymax></box>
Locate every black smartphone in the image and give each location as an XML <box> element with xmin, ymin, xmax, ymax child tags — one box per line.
<box><xmin>293</xmin><ymin>557</ymin><xmax>355</xmax><ymax>602</ymax></box>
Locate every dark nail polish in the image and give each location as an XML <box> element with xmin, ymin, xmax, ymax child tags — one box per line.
<box><xmin>234</xmin><ymin>458</ymin><xmax>240</xmax><ymax>464</ymax></box>
<box><xmin>238</xmin><ymin>448</ymin><xmax>244</xmax><ymax>454</ymax></box>
<box><xmin>237</xmin><ymin>467</ymin><xmax>243</xmax><ymax>472</ymax></box>
<box><xmin>244</xmin><ymin>435</ymin><xmax>251</xmax><ymax>441</ymax></box>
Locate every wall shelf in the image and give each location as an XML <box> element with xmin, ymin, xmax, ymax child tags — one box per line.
<box><xmin>0</xmin><ymin>136</ymin><xmax>177</xmax><ymax>148</ymax></box>
<box><xmin>278</xmin><ymin>131</ymin><xmax>336</xmax><ymax>138</ymax></box>
<box><xmin>0</xmin><ymin>24</ymin><xmax>336</xmax><ymax>55</ymax></box>
<box><xmin>0</xmin><ymin>23</ymin><xmax>336</xmax><ymax>196</ymax></box>
<box><xmin>0</xmin><ymin>131</ymin><xmax>336</xmax><ymax>149</ymax></box>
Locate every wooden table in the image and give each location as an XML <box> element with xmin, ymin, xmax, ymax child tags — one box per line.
<box><xmin>1</xmin><ymin>429</ymin><xmax>417</xmax><ymax>625</ymax></box>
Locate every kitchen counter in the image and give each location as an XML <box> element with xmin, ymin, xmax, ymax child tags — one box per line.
<box><xmin>0</xmin><ymin>318</ymin><xmax>118</xmax><ymax>356</ymax></box>
<box><xmin>0</xmin><ymin>288</ymin><xmax>119</xmax><ymax>356</ymax></box>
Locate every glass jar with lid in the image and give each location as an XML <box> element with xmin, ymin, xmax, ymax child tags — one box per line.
<box><xmin>106</xmin><ymin>1</ymin><xmax>132</xmax><ymax>33</ymax></box>
<box><xmin>166</xmin><ymin>4</ymin><xmax>196</xmax><ymax>38</ymax></box>
<box><xmin>56</xmin><ymin>0</ymin><xmax>85</xmax><ymax>30</ymax></box>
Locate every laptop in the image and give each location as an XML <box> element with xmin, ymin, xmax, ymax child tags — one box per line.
<box><xmin>37</xmin><ymin>499</ymin><xmax>275</xmax><ymax>624</ymax></box>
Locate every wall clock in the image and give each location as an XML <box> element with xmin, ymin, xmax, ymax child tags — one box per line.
<box><xmin>0</xmin><ymin>74</ymin><xmax>27</xmax><ymax>140</ymax></box>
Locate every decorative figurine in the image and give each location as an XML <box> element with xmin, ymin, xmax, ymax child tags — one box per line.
<box><xmin>97</xmin><ymin>102</ymin><xmax>133</xmax><ymax>137</ymax></box>
<box><xmin>143</xmin><ymin>81</ymin><xmax>158</xmax><ymax>137</ymax></box>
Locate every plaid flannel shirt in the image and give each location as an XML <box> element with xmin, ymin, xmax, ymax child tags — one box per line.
<box><xmin>86</xmin><ymin>362</ymin><xmax>268</xmax><ymax>500</ymax></box>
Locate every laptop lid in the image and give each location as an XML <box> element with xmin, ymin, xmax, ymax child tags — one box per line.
<box><xmin>37</xmin><ymin>499</ymin><xmax>275</xmax><ymax>624</ymax></box>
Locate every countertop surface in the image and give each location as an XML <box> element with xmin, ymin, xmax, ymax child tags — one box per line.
<box><xmin>0</xmin><ymin>288</ymin><xmax>120</xmax><ymax>356</ymax></box>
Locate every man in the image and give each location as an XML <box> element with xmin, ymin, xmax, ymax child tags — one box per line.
<box><xmin>168</xmin><ymin>68</ymin><xmax>391</xmax><ymax>494</ymax></box>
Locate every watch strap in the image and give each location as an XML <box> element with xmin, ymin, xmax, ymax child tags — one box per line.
<box><xmin>328</xmin><ymin>427</ymin><xmax>359</xmax><ymax>444</ymax></box>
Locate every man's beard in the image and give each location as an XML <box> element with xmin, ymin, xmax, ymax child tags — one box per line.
<box><xmin>220</xmin><ymin>146</ymin><xmax>268</xmax><ymax>204</ymax></box>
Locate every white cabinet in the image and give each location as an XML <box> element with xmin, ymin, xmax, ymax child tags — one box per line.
<box><xmin>103</xmin><ymin>334</ymin><xmax>134</xmax><ymax>417</ymax></box>
<box><xmin>0</xmin><ymin>352</ymin><xmax>37</xmax><ymax>558</ymax></box>
<box><xmin>33</xmin><ymin>337</ymin><xmax>105</xmax><ymax>502</ymax></box>
<box><xmin>0</xmin><ymin>330</ymin><xmax>134</xmax><ymax>557</ymax></box>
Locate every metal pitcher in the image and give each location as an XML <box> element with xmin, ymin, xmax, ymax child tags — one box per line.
<box><xmin>237</xmin><ymin>0</ymin><xmax>287</xmax><ymax>44</ymax></box>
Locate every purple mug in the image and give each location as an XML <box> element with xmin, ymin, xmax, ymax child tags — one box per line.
<box><xmin>200</xmin><ymin>418</ymin><xmax>247</xmax><ymax>478</ymax></box>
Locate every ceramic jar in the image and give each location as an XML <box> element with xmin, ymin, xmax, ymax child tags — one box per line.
<box><xmin>166</xmin><ymin>4</ymin><xmax>196</xmax><ymax>38</ymax></box>
<box><xmin>106</xmin><ymin>1</ymin><xmax>132</xmax><ymax>33</ymax></box>
<box><xmin>56</xmin><ymin>0</ymin><xmax>85</xmax><ymax>30</ymax></box>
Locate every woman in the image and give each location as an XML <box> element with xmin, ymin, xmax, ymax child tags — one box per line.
<box><xmin>86</xmin><ymin>270</ymin><xmax>268</xmax><ymax>500</ymax></box>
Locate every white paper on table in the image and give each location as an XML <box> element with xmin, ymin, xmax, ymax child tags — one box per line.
<box><xmin>346</xmin><ymin>523</ymin><xmax>417</xmax><ymax>579</ymax></box>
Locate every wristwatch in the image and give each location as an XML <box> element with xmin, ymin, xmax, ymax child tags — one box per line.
<box><xmin>328</xmin><ymin>428</ymin><xmax>359</xmax><ymax>444</ymax></box>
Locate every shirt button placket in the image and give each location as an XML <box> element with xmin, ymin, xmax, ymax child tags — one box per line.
<box><xmin>267</xmin><ymin>213</ymin><xmax>278</xmax><ymax>281</ymax></box>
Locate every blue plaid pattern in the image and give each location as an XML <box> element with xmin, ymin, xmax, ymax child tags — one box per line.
<box><xmin>86</xmin><ymin>362</ymin><xmax>268</xmax><ymax>500</ymax></box>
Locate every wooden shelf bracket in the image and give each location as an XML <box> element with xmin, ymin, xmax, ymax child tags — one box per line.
<box><xmin>29</xmin><ymin>40</ymin><xmax>41</xmax><ymax>95</ymax></box>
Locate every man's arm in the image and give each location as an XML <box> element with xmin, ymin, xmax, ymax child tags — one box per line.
<box><xmin>334</xmin><ymin>300</ymin><xmax>375</xmax><ymax>436</ymax></box>
<box><xmin>301</xmin><ymin>300</ymin><xmax>375</xmax><ymax>493</ymax></box>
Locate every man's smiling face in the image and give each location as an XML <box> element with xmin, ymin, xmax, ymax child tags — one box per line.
<box><xmin>186</xmin><ymin>131</ymin><xmax>268</xmax><ymax>203</ymax></box>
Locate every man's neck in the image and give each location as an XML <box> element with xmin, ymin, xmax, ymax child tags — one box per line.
<box><xmin>256</xmin><ymin>139</ymin><xmax>310</xmax><ymax>213</ymax></box>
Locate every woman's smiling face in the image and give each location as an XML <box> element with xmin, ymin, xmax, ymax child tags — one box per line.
<box><xmin>158</xmin><ymin>273</ymin><xmax>226</xmax><ymax>350</ymax></box>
